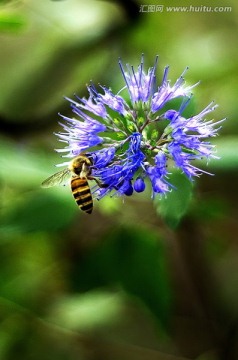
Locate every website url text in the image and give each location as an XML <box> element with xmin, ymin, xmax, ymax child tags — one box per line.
<box><xmin>139</xmin><ymin>5</ymin><xmax>232</xmax><ymax>13</ymax></box>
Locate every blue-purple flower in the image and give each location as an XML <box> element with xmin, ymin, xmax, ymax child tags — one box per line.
<box><xmin>55</xmin><ymin>55</ymin><xmax>224</xmax><ymax>199</ymax></box>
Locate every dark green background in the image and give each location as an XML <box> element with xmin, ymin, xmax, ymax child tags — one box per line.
<box><xmin>0</xmin><ymin>1</ymin><xmax>237</xmax><ymax>359</ymax></box>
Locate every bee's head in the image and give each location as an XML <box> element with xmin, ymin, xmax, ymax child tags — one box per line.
<box><xmin>71</xmin><ymin>155</ymin><xmax>92</xmax><ymax>176</ymax></box>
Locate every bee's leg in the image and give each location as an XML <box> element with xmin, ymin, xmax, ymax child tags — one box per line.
<box><xmin>88</xmin><ymin>176</ymin><xmax>108</xmax><ymax>188</ymax></box>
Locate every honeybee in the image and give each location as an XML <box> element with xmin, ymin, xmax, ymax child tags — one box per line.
<box><xmin>42</xmin><ymin>155</ymin><xmax>104</xmax><ymax>214</ymax></box>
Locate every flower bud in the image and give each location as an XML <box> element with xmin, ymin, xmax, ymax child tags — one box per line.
<box><xmin>134</xmin><ymin>177</ymin><xmax>146</xmax><ymax>193</ymax></box>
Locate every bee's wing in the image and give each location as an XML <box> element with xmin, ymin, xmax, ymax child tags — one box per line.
<box><xmin>41</xmin><ymin>169</ymin><xmax>71</xmax><ymax>188</ymax></box>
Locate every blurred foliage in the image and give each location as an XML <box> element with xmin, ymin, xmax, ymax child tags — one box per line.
<box><xmin>155</xmin><ymin>172</ymin><xmax>194</xmax><ymax>229</ymax></box>
<box><xmin>0</xmin><ymin>0</ymin><xmax>238</xmax><ymax>359</ymax></box>
<box><xmin>0</xmin><ymin>12</ymin><xmax>26</xmax><ymax>32</ymax></box>
<box><xmin>69</xmin><ymin>226</ymin><xmax>171</xmax><ymax>326</ymax></box>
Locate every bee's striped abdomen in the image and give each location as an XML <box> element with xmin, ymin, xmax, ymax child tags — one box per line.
<box><xmin>71</xmin><ymin>177</ymin><xmax>93</xmax><ymax>214</ymax></box>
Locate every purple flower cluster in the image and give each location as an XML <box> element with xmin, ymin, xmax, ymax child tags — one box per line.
<box><xmin>56</xmin><ymin>55</ymin><xmax>224</xmax><ymax>199</ymax></box>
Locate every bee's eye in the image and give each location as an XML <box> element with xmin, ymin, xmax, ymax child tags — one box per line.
<box><xmin>74</xmin><ymin>168</ymin><xmax>81</xmax><ymax>175</ymax></box>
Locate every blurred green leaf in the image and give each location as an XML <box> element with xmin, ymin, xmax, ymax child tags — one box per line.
<box><xmin>0</xmin><ymin>136</ymin><xmax>58</xmax><ymax>187</ymax></box>
<box><xmin>208</xmin><ymin>136</ymin><xmax>238</xmax><ymax>170</ymax></box>
<box><xmin>0</xmin><ymin>0</ymin><xmax>125</xmax><ymax>121</ymax></box>
<box><xmin>0</xmin><ymin>232</ymin><xmax>65</xmax><ymax>309</ymax></box>
<box><xmin>155</xmin><ymin>172</ymin><xmax>193</xmax><ymax>229</ymax></box>
<box><xmin>192</xmin><ymin>197</ymin><xmax>229</xmax><ymax>223</ymax></box>
<box><xmin>48</xmin><ymin>291</ymin><xmax>125</xmax><ymax>331</ymax></box>
<box><xmin>0</xmin><ymin>189</ymin><xmax>76</xmax><ymax>234</ymax></box>
<box><xmin>70</xmin><ymin>226</ymin><xmax>171</xmax><ymax>327</ymax></box>
<box><xmin>0</xmin><ymin>12</ymin><xmax>26</xmax><ymax>32</ymax></box>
